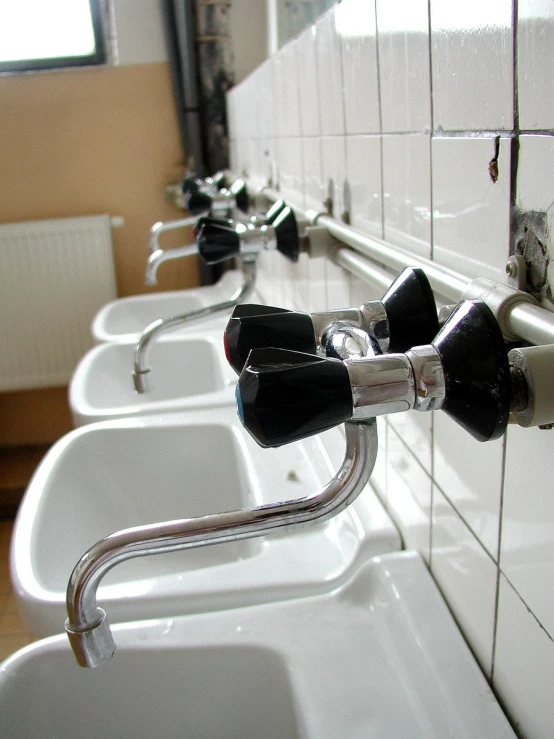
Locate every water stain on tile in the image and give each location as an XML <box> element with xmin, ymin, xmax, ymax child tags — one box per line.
<box><xmin>512</xmin><ymin>208</ymin><xmax>554</xmax><ymax>309</ymax></box>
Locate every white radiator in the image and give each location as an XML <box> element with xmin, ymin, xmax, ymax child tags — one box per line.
<box><xmin>0</xmin><ymin>215</ymin><xmax>117</xmax><ymax>391</ymax></box>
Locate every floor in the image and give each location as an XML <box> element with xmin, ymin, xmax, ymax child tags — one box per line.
<box><xmin>0</xmin><ymin>518</ymin><xmax>37</xmax><ymax>662</ymax></box>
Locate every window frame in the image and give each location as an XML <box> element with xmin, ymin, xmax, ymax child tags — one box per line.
<box><xmin>0</xmin><ymin>0</ymin><xmax>106</xmax><ymax>74</ymax></box>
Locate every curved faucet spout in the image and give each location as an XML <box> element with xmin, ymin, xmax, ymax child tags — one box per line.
<box><xmin>149</xmin><ymin>215</ymin><xmax>201</xmax><ymax>257</ymax></box>
<box><xmin>145</xmin><ymin>244</ymin><xmax>198</xmax><ymax>286</ymax></box>
<box><xmin>133</xmin><ymin>259</ymin><xmax>257</xmax><ymax>393</ymax></box>
<box><xmin>65</xmin><ymin>419</ymin><xmax>378</xmax><ymax>667</ymax></box>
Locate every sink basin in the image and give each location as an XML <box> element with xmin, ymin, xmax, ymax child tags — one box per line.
<box><xmin>0</xmin><ymin>552</ymin><xmax>515</xmax><ymax>739</ymax></box>
<box><xmin>69</xmin><ymin>330</ymin><xmax>237</xmax><ymax>425</ymax></box>
<box><xmin>11</xmin><ymin>408</ymin><xmax>400</xmax><ymax>636</ymax></box>
<box><xmin>92</xmin><ymin>270</ymin><xmax>246</xmax><ymax>343</ymax></box>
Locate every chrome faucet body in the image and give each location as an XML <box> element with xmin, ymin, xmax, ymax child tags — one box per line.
<box><xmin>65</xmin><ymin>418</ymin><xmax>378</xmax><ymax>668</ymax></box>
<box><xmin>133</xmin><ymin>258</ymin><xmax>257</xmax><ymax>393</ymax></box>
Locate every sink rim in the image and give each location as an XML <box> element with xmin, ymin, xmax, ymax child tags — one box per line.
<box><xmin>10</xmin><ymin>408</ymin><xmax>401</xmax><ymax>635</ymax></box>
<box><xmin>91</xmin><ymin>270</ymin><xmax>249</xmax><ymax>344</ymax></box>
<box><xmin>0</xmin><ymin>551</ymin><xmax>516</xmax><ymax>739</ymax></box>
<box><xmin>69</xmin><ymin>330</ymin><xmax>238</xmax><ymax>425</ymax></box>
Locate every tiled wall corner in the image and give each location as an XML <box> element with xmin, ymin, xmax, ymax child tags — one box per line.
<box><xmin>226</xmin><ymin>1</ymin><xmax>554</xmax><ymax>733</ymax></box>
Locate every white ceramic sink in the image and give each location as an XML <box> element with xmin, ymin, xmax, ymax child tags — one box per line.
<box><xmin>69</xmin><ymin>330</ymin><xmax>237</xmax><ymax>425</ymax></box>
<box><xmin>0</xmin><ymin>552</ymin><xmax>515</xmax><ymax>739</ymax></box>
<box><xmin>11</xmin><ymin>408</ymin><xmax>400</xmax><ymax>637</ymax></box>
<box><xmin>92</xmin><ymin>270</ymin><xmax>245</xmax><ymax>343</ymax></box>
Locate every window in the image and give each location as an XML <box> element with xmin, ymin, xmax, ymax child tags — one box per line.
<box><xmin>0</xmin><ymin>0</ymin><xmax>105</xmax><ymax>73</ymax></box>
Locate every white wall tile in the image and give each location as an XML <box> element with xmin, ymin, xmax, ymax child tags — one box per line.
<box><xmin>501</xmin><ymin>424</ymin><xmax>554</xmax><ymax>637</ymax></box>
<box><xmin>291</xmin><ymin>253</ymin><xmax>312</xmax><ymax>311</ymax></box>
<box><xmin>382</xmin><ymin>133</ymin><xmax>431</xmax><ymax>257</ymax></box>
<box><xmin>277</xmin><ymin>138</ymin><xmax>304</xmax><ymax>209</ymax></box>
<box><xmin>387</xmin><ymin>426</ymin><xmax>432</xmax><ymax>561</ymax></box>
<box><xmin>433</xmin><ymin>413</ymin><xmax>504</xmax><ymax>559</ymax></box>
<box><xmin>247</xmin><ymin>139</ymin><xmax>268</xmax><ymax>190</ymax></box>
<box><xmin>295</xmin><ymin>25</ymin><xmax>321</xmax><ymax>137</ymax></box>
<box><xmin>494</xmin><ymin>575</ymin><xmax>554</xmax><ymax>739</ymax></box>
<box><xmin>307</xmin><ymin>253</ymin><xmax>328</xmax><ymax>312</ymax></box>
<box><xmin>388</xmin><ymin>411</ymin><xmax>433</xmax><ymax>476</ymax></box>
<box><xmin>430</xmin><ymin>0</ymin><xmax>513</xmax><ymax>131</ymax></box>
<box><xmin>431</xmin><ymin>486</ymin><xmax>498</xmax><ymax>677</ymax></box>
<box><xmin>256</xmin><ymin>59</ymin><xmax>277</xmax><ymax>141</ymax></box>
<box><xmin>302</xmin><ymin>137</ymin><xmax>324</xmax><ymax>213</ymax></box>
<box><xmin>345</xmin><ymin>135</ymin><xmax>383</xmax><ymax>237</ymax></box>
<box><xmin>516</xmin><ymin>135</ymin><xmax>554</xmax><ymax>310</ymax></box>
<box><xmin>325</xmin><ymin>259</ymin><xmax>350</xmax><ymax>310</ymax></box>
<box><xmin>321</xmin><ymin>136</ymin><xmax>347</xmax><ymax>221</ymax></box>
<box><xmin>336</xmin><ymin>0</ymin><xmax>380</xmax><ymax>135</ymax></box>
<box><xmin>315</xmin><ymin>9</ymin><xmax>345</xmax><ymax>135</ymax></box>
<box><xmin>376</xmin><ymin>0</ymin><xmax>431</xmax><ymax>133</ymax></box>
<box><xmin>432</xmin><ymin>136</ymin><xmax>511</xmax><ymax>282</ymax></box>
<box><xmin>274</xmin><ymin>40</ymin><xmax>302</xmax><ymax>138</ymax></box>
<box><xmin>518</xmin><ymin>1</ymin><xmax>554</xmax><ymax>130</ymax></box>
<box><xmin>348</xmin><ymin>273</ymin><xmax>383</xmax><ymax>305</ymax></box>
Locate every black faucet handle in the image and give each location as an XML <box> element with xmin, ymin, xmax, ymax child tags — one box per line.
<box><xmin>433</xmin><ymin>299</ymin><xmax>511</xmax><ymax>441</ymax></box>
<box><xmin>272</xmin><ymin>206</ymin><xmax>299</xmax><ymax>262</ymax></box>
<box><xmin>237</xmin><ymin>348</ymin><xmax>353</xmax><ymax>447</ymax></box>
<box><xmin>225</xmin><ymin>308</ymin><xmax>316</xmax><ymax>374</ymax></box>
<box><xmin>195</xmin><ymin>218</ymin><xmax>241</xmax><ymax>264</ymax></box>
<box><xmin>381</xmin><ymin>267</ymin><xmax>439</xmax><ymax>352</ymax></box>
<box><xmin>185</xmin><ymin>189</ymin><xmax>213</xmax><ymax>216</ymax></box>
<box><xmin>229</xmin><ymin>178</ymin><xmax>249</xmax><ymax>213</ymax></box>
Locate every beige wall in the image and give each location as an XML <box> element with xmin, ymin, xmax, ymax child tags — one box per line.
<box><xmin>0</xmin><ymin>61</ymin><xmax>199</xmax><ymax>444</ymax></box>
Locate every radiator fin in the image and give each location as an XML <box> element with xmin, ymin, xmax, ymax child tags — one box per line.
<box><xmin>0</xmin><ymin>215</ymin><xmax>117</xmax><ymax>391</ymax></box>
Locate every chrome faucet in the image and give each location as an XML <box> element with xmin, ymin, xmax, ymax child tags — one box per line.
<box><xmin>223</xmin><ymin>267</ymin><xmax>439</xmax><ymax>374</ymax></box>
<box><xmin>145</xmin><ymin>195</ymin><xmax>286</xmax><ymax>286</ymax></box>
<box><xmin>133</xmin><ymin>258</ymin><xmax>257</xmax><ymax>393</ymax></box>
<box><xmin>146</xmin><ymin>215</ymin><xmax>199</xmax><ymax>286</ymax></box>
<box><xmin>134</xmin><ymin>202</ymin><xmax>300</xmax><ymax>393</ymax></box>
<box><xmin>65</xmin><ymin>417</ymin><xmax>378</xmax><ymax>668</ymax></box>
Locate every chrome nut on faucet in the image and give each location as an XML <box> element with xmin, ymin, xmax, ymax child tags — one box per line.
<box><xmin>224</xmin><ymin>267</ymin><xmax>439</xmax><ymax>374</ymax></box>
<box><xmin>236</xmin><ymin>299</ymin><xmax>514</xmax><ymax>446</ymax></box>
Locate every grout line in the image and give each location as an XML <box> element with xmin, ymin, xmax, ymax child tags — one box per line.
<box><xmin>432</xmin><ymin>473</ymin><xmax>501</xmax><ymax>570</ymax></box>
<box><xmin>427</xmin><ymin>0</ymin><xmax>435</xmax><ymax>260</ymax></box>
<box><xmin>336</xmin><ymin>3</ymin><xmax>349</xmax><ymax>222</ymax></box>
<box><xmin>428</xmin><ymin>415</ymin><xmax>435</xmax><ymax>569</ymax></box>
<box><xmin>490</xmin><ymin>434</ymin><xmax>507</xmax><ymax>681</ymax></box>
<box><xmin>373</xmin><ymin>0</ymin><xmax>386</xmax><ymax>240</ymax></box>
<box><xmin>499</xmin><ymin>569</ymin><xmax>554</xmax><ymax>644</ymax></box>
<box><xmin>509</xmin><ymin>0</ymin><xmax>520</xmax><ymax>228</ymax></box>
